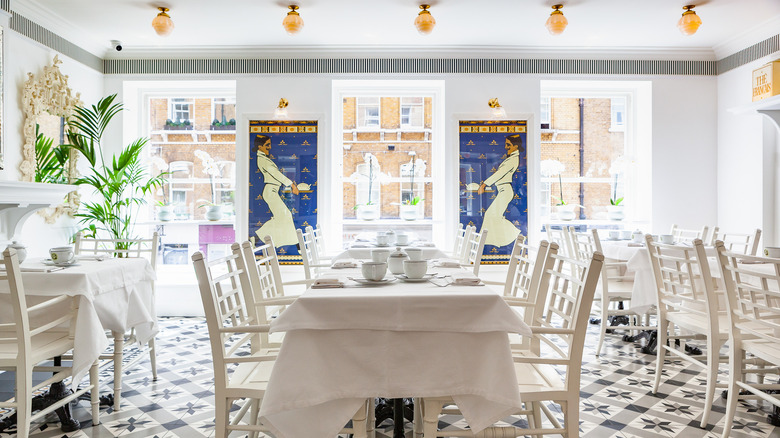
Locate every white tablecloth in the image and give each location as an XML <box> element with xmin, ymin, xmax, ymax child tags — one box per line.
<box><xmin>0</xmin><ymin>258</ymin><xmax>157</xmax><ymax>389</ymax></box>
<box><xmin>259</xmin><ymin>267</ymin><xmax>530</xmax><ymax>438</ymax></box>
<box><xmin>600</xmin><ymin>241</ymin><xmax>656</xmax><ymax>314</ymax></box>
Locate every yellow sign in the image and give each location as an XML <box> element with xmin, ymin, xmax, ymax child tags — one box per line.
<box><xmin>753</xmin><ymin>60</ymin><xmax>780</xmax><ymax>101</ymax></box>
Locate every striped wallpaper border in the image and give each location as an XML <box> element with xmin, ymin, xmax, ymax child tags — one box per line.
<box><xmin>717</xmin><ymin>34</ymin><xmax>780</xmax><ymax>74</ymax></box>
<box><xmin>9</xmin><ymin>12</ymin><xmax>102</xmax><ymax>72</ymax></box>
<box><xmin>0</xmin><ymin>0</ymin><xmax>9</xmax><ymax>13</ymax></box>
<box><xmin>103</xmin><ymin>58</ymin><xmax>716</xmax><ymax>76</ymax></box>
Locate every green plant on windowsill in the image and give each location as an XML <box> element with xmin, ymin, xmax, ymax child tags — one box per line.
<box><xmin>405</xmin><ymin>196</ymin><xmax>424</xmax><ymax>206</ymax></box>
<box><xmin>610</xmin><ymin>197</ymin><xmax>624</xmax><ymax>206</ymax></box>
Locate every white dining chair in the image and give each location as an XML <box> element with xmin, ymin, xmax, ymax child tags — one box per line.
<box><xmin>670</xmin><ymin>224</ymin><xmax>710</xmax><ymax>244</ymax></box>
<box><xmin>420</xmin><ymin>250</ymin><xmax>604</xmax><ymax>437</ymax></box>
<box><xmin>588</xmin><ymin>229</ymin><xmax>653</xmax><ymax>356</ymax></box>
<box><xmin>0</xmin><ymin>248</ymin><xmax>100</xmax><ymax>436</ymax></box>
<box><xmin>448</xmin><ymin>223</ymin><xmax>468</xmax><ymax>260</ymax></box>
<box><xmin>192</xmin><ymin>247</ymin><xmax>372</xmax><ymax>438</ymax></box>
<box><xmin>462</xmin><ymin>228</ymin><xmax>487</xmax><ymax>275</ymax></box>
<box><xmin>73</xmin><ymin>231</ymin><xmax>159</xmax><ymax>411</ymax></box>
<box><xmin>296</xmin><ymin>228</ymin><xmax>331</xmax><ymax>280</ymax></box>
<box><xmin>234</xmin><ymin>238</ymin><xmax>298</xmax><ymax>350</ymax></box>
<box><xmin>646</xmin><ymin>236</ymin><xmax>728</xmax><ymax>428</ymax></box>
<box><xmin>708</xmin><ymin>227</ymin><xmax>761</xmax><ymax>255</ymax></box>
<box><xmin>308</xmin><ymin>224</ymin><xmax>339</xmax><ymax>261</ymax></box>
<box><xmin>546</xmin><ymin>224</ymin><xmax>574</xmax><ymax>258</ymax></box>
<box><xmin>715</xmin><ymin>240</ymin><xmax>780</xmax><ymax>438</ymax></box>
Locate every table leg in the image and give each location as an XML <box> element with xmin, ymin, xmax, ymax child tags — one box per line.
<box><xmin>393</xmin><ymin>398</ymin><xmax>405</xmax><ymax>438</ymax></box>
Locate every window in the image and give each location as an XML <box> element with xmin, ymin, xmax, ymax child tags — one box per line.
<box><xmin>356</xmin><ymin>97</ymin><xmax>380</xmax><ymax>128</ymax></box>
<box><xmin>212</xmin><ymin>97</ymin><xmax>236</xmax><ymax>125</ymax></box>
<box><xmin>169</xmin><ymin>98</ymin><xmax>193</xmax><ymax>122</ymax></box>
<box><xmin>611</xmin><ymin>97</ymin><xmax>626</xmax><ymax>131</ymax></box>
<box><xmin>540</xmin><ymin>97</ymin><xmax>551</xmax><ymax>129</ymax></box>
<box><xmin>400</xmin><ymin>97</ymin><xmax>424</xmax><ymax>128</ymax></box>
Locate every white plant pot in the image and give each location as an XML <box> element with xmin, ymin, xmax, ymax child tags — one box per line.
<box><xmin>557</xmin><ymin>204</ymin><xmax>577</xmax><ymax>221</ymax></box>
<box><xmin>607</xmin><ymin>205</ymin><xmax>625</xmax><ymax>221</ymax></box>
<box><xmin>399</xmin><ymin>204</ymin><xmax>419</xmax><ymax>221</ymax></box>
<box><xmin>356</xmin><ymin>204</ymin><xmax>379</xmax><ymax>221</ymax></box>
<box><xmin>205</xmin><ymin>205</ymin><xmax>223</xmax><ymax>221</ymax></box>
<box><xmin>157</xmin><ymin>205</ymin><xmax>175</xmax><ymax>222</ymax></box>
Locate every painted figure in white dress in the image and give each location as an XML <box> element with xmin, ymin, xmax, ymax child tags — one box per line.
<box><xmin>478</xmin><ymin>134</ymin><xmax>523</xmax><ymax>247</ymax></box>
<box><xmin>255</xmin><ymin>135</ymin><xmax>300</xmax><ymax>247</ymax></box>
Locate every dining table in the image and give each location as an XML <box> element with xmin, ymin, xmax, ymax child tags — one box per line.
<box><xmin>334</xmin><ymin>239</ymin><xmax>448</xmax><ymax>262</ymax></box>
<box><xmin>0</xmin><ymin>255</ymin><xmax>157</xmax><ymax>430</ymax></box>
<box><xmin>258</xmin><ymin>265</ymin><xmax>531</xmax><ymax>438</ymax></box>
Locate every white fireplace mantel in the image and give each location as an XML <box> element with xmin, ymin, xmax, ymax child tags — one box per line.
<box><xmin>0</xmin><ymin>181</ymin><xmax>78</xmax><ymax>244</ymax></box>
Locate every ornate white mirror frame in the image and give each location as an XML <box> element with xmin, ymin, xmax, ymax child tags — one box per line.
<box><xmin>20</xmin><ymin>55</ymin><xmax>84</xmax><ymax>223</ymax></box>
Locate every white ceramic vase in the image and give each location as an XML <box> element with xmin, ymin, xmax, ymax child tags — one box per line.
<box><xmin>607</xmin><ymin>205</ymin><xmax>625</xmax><ymax>221</ymax></box>
<box><xmin>356</xmin><ymin>204</ymin><xmax>379</xmax><ymax>221</ymax></box>
<box><xmin>399</xmin><ymin>204</ymin><xmax>418</xmax><ymax>221</ymax></box>
<box><xmin>205</xmin><ymin>205</ymin><xmax>223</xmax><ymax>221</ymax></box>
<box><xmin>557</xmin><ymin>204</ymin><xmax>577</xmax><ymax>221</ymax></box>
<box><xmin>157</xmin><ymin>205</ymin><xmax>175</xmax><ymax>221</ymax></box>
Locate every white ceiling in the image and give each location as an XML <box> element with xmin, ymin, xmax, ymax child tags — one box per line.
<box><xmin>15</xmin><ymin>0</ymin><xmax>780</xmax><ymax>60</ymax></box>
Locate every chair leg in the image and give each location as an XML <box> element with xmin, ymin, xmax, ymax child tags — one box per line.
<box><xmin>596</xmin><ymin>304</ymin><xmax>608</xmax><ymax>356</ymax></box>
<box><xmin>148</xmin><ymin>337</ymin><xmax>158</xmax><ymax>381</ymax></box>
<box><xmin>214</xmin><ymin>396</ymin><xmax>229</xmax><ymax>438</ymax></box>
<box><xmin>700</xmin><ymin>337</ymin><xmax>719</xmax><ymax>428</ymax></box>
<box><xmin>90</xmin><ymin>361</ymin><xmax>100</xmax><ymax>425</ymax></box>
<box><xmin>721</xmin><ymin>342</ymin><xmax>742</xmax><ymax>438</ymax></box>
<box><xmin>351</xmin><ymin>399</ymin><xmax>369</xmax><ymax>438</ymax></box>
<box><xmin>248</xmin><ymin>399</ymin><xmax>260</xmax><ymax>438</ymax></box>
<box><xmin>16</xmin><ymin>365</ymin><xmax>32</xmax><ymax>438</ymax></box>
<box><xmin>421</xmin><ymin>399</ymin><xmax>444</xmax><ymax>438</ymax></box>
<box><xmin>112</xmin><ymin>331</ymin><xmax>123</xmax><ymax>411</ymax></box>
<box><xmin>653</xmin><ymin>318</ymin><xmax>668</xmax><ymax>394</ymax></box>
<box><xmin>412</xmin><ymin>397</ymin><xmax>423</xmax><ymax>438</ymax></box>
<box><xmin>564</xmin><ymin>399</ymin><xmax>579</xmax><ymax>438</ymax></box>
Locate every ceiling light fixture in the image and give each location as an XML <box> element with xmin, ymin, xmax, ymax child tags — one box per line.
<box><xmin>488</xmin><ymin>98</ymin><xmax>507</xmax><ymax>118</ymax></box>
<box><xmin>151</xmin><ymin>7</ymin><xmax>174</xmax><ymax>37</ymax></box>
<box><xmin>282</xmin><ymin>5</ymin><xmax>304</xmax><ymax>35</ymax></box>
<box><xmin>545</xmin><ymin>4</ymin><xmax>568</xmax><ymax>36</ymax></box>
<box><xmin>677</xmin><ymin>5</ymin><xmax>702</xmax><ymax>36</ymax></box>
<box><xmin>414</xmin><ymin>5</ymin><xmax>436</xmax><ymax>35</ymax></box>
<box><xmin>274</xmin><ymin>98</ymin><xmax>289</xmax><ymax>119</ymax></box>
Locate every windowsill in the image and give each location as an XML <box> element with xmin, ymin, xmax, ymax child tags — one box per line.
<box><xmin>136</xmin><ymin>219</ymin><xmax>236</xmax><ymax>226</ymax></box>
<box><xmin>608</xmin><ymin>126</ymin><xmax>626</xmax><ymax>133</ymax></box>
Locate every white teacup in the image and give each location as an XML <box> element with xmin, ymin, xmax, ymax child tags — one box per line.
<box><xmin>405</xmin><ymin>247</ymin><xmax>423</xmax><ymax>261</ymax></box>
<box><xmin>765</xmin><ymin>247</ymin><xmax>780</xmax><ymax>258</ymax></box>
<box><xmin>49</xmin><ymin>246</ymin><xmax>75</xmax><ymax>265</ymax></box>
<box><xmin>608</xmin><ymin>231</ymin><xmax>620</xmax><ymax>240</ymax></box>
<box><xmin>620</xmin><ymin>230</ymin><xmax>632</xmax><ymax>240</ymax></box>
<box><xmin>396</xmin><ymin>234</ymin><xmax>410</xmax><ymax>245</ymax></box>
<box><xmin>403</xmin><ymin>260</ymin><xmax>428</xmax><ymax>279</ymax></box>
<box><xmin>371</xmin><ymin>248</ymin><xmax>391</xmax><ymax>263</ymax></box>
<box><xmin>660</xmin><ymin>234</ymin><xmax>674</xmax><ymax>244</ymax></box>
<box><xmin>361</xmin><ymin>261</ymin><xmax>387</xmax><ymax>281</ymax></box>
<box><xmin>375</xmin><ymin>234</ymin><xmax>389</xmax><ymax>246</ymax></box>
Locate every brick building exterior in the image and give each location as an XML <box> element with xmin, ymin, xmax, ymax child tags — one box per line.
<box><xmin>342</xmin><ymin>96</ymin><xmax>433</xmax><ymax>219</ymax></box>
<box><xmin>541</xmin><ymin>97</ymin><xmax>625</xmax><ymax>219</ymax></box>
<box><xmin>148</xmin><ymin>97</ymin><xmax>236</xmax><ymax>220</ymax></box>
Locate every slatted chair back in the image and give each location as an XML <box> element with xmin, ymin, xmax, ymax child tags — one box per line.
<box><xmin>456</xmin><ymin>225</ymin><xmax>475</xmax><ymax>263</ymax></box>
<box><xmin>297</xmin><ymin>227</ymin><xmax>320</xmax><ymax>280</ymax></box>
<box><xmin>463</xmin><ymin>228</ymin><xmax>488</xmax><ymax>275</ymax></box>
<box><xmin>670</xmin><ymin>224</ymin><xmax>709</xmax><ymax>245</ymax></box>
<box><xmin>530</xmin><ymin>250</ymin><xmax>604</xmax><ymax>382</ymax></box>
<box><xmin>192</xmin><ymin>249</ymin><xmax>262</xmax><ymax>387</ymax></box>
<box><xmin>0</xmin><ymin>248</ymin><xmax>78</xmax><ymax>374</ymax></box>
<box><xmin>74</xmin><ymin>232</ymin><xmax>159</xmax><ymax>268</ymax></box>
<box><xmin>709</xmin><ymin>228</ymin><xmax>761</xmax><ymax>256</ymax></box>
<box><xmin>716</xmin><ymin>240</ymin><xmax>780</xmax><ymax>348</ymax></box>
<box><xmin>307</xmin><ymin>224</ymin><xmax>332</xmax><ymax>261</ymax></box>
<box><xmin>504</xmin><ymin>238</ymin><xmax>556</xmax><ymax>303</ymax></box>
<box><xmin>236</xmin><ymin>237</ymin><xmax>286</xmax><ymax>307</ymax></box>
<box><xmin>451</xmin><ymin>223</ymin><xmax>467</xmax><ymax>258</ymax></box>
<box><xmin>645</xmin><ymin>236</ymin><xmax>721</xmax><ymax>331</ymax></box>
<box><xmin>546</xmin><ymin>224</ymin><xmax>574</xmax><ymax>258</ymax></box>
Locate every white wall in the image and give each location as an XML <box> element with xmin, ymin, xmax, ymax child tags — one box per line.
<box><xmin>717</xmin><ymin>51</ymin><xmax>780</xmax><ymax>247</ymax></box>
<box><xmin>0</xmin><ymin>32</ymin><xmax>104</xmax><ymax>255</ymax></box>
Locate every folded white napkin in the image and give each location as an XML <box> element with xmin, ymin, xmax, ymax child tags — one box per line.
<box><xmin>414</xmin><ymin>242</ymin><xmax>435</xmax><ymax>247</ymax></box>
<box><xmin>331</xmin><ymin>260</ymin><xmax>357</xmax><ymax>269</ymax></box>
<box><xmin>433</xmin><ymin>259</ymin><xmax>462</xmax><ymax>268</ymax></box>
<box><xmin>450</xmin><ymin>274</ymin><xmax>482</xmax><ymax>286</ymax></box>
<box><xmin>351</xmin><ymin>244</ymin><xmax>370</xmax><ymax>248</ymax></box>
<box><xmin>312</xmin><ymin>278</ymin><xmax>344</xmax><ymax>288</ymax></box>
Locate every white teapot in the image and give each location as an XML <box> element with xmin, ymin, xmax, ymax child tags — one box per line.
<box><xmin>5</xmin><ymin>241</ymin><xmax>27</xmax><ymax>263</ymax></box>
<box><xmin>387</xmin><ymin>247</ymin><xmax>409</xmax><ymax>275</ymax></box>
<box><xmin>631</xmin><ymin>229</ymin><xmax>643</xmax><ymax>243</ymax></box>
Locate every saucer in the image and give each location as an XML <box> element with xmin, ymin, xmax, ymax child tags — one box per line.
<box><xmin>347</xmin><ymin>277</ymin><xmax>395</xmax><ymax>285</ymax></box>
<box><xmin>42</xmin><ymin>257</ymin><xmax>79</xmax><ymax>267</ymax></box>
<box><xmin>373</xmin><ymin>243</ymin><xmax>390</xmax><ymax>248</ymax></box>
<box><xmin>394</xmin><ymin>274</ymin><xmax>435</xmax><ymax>283</ymax></box>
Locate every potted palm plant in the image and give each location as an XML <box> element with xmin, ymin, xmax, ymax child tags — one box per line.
<box><xmin>66</xmin><ymin>94</ymin><xmax>166</xmax><ymax>249</ymax></box>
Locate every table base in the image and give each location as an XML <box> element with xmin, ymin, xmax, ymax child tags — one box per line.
<box><xmin>0</xmin><ymin>382</ymin><xmax>80</xmax><ymax>433</ymax></box>
<box><xmin>375</xmin><ymin>398</ymin><xmax>414</xmax><ymax>438</ymax></box>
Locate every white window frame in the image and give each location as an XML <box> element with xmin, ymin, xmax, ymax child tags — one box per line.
<box><xmin>331</xmin><ymin>80</ymin><xmax>445</xmax><ymax>252</ymax></box>
<box><xmin>169</xmin><ymin>97</ymin><xmax>194</xmax><ymax>122</ymax></box>
<box><xmin>540</xmin><ymin>97</ymin><xmax>551</xmax><ymax>129</ymax></box>
<box><xmin>211</xmin><ymin>97</ymin><xmax>236</xmax><ymax>124</ymax></box>
<box><xmin>400</xmin><ymin>97</ymin><xmax>424</xmax><ymax>129</ymax></box>
<box><xmin>538</xmin><ymin>80</ymin><xmax>653</xmax><ymax>239</ymax></box>
<box><xmin>356</xmin><ymin>97</ymin><xmax>380</xmax><ymax>128</ymax></box>
<box><xmin>610</xmin><ymin>97</ymin><xmax>626</xmax><ymax>131</ymax></box>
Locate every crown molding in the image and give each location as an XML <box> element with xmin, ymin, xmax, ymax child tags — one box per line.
<box><xmin>713</xmin><ymin>15</ymin><xmax>780</xmax><ymax>60</ymax></box>
<box><xmin>101</xmin><ymin>44</ymin><xmax>717</xmax><ymax>62</ymax></box>
<box><xmin>11</xmin><ymin>0</ymin><xmax>104</xmax><ymax>57</ymax></box>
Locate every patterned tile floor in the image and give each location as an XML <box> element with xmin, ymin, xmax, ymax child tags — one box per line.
<box><xmin>1</xmin><ymin>317</ymin><xmax>780</xmax><ymax>437</ymax></box>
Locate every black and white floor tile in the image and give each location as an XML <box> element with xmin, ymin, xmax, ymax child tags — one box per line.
<box><xmin>2</xmin><ymin>317</ymin><xmax>780</xmax><ymax>437</ymax></box>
